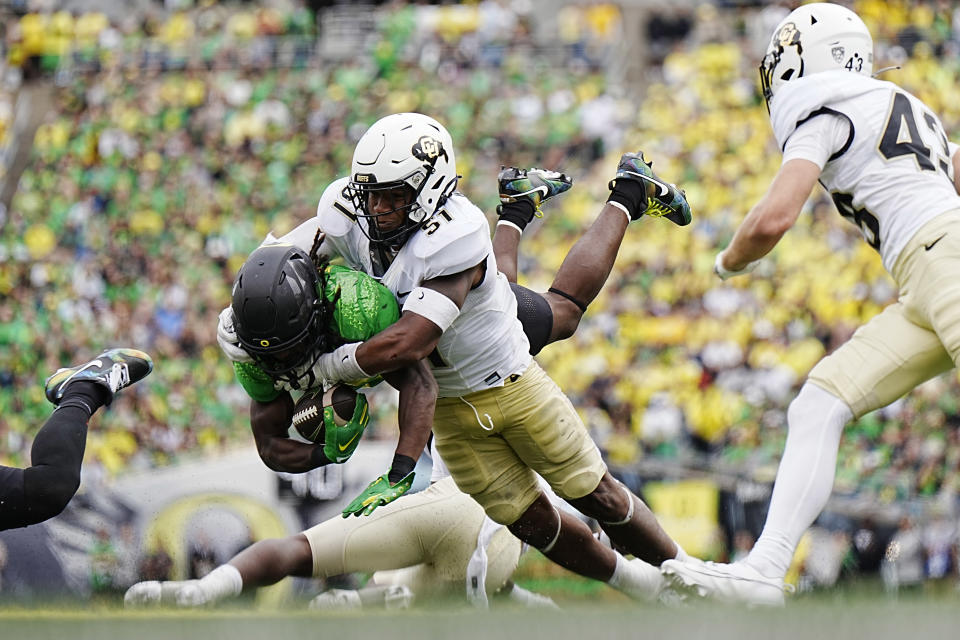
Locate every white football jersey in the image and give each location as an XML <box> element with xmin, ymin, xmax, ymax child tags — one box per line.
<box><xmin>771</xmin><ymin>71</ymin><xmax>960</xmax><ymax>272</ymax></box>
<box><xmin>281</xmin><ymin>178</ymin><xmax>532</xmax><ymax>397</ymax></box>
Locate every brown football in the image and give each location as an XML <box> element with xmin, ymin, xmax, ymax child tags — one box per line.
<box><xmin>291</xmin><ymin>384</ymin><xmax>358</xmax><ymax>443</ymax></box>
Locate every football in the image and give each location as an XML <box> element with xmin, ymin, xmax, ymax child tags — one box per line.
<box><xmin>291</xmin><ymin>384</ymin><xmax>359</xmax><ymax>443</ymax></box>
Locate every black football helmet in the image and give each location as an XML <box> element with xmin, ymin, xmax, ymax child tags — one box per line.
<box><xmin>231</xmin><ymin>244</ymin><xmax>329</xmax><ymax>383</ymax></box>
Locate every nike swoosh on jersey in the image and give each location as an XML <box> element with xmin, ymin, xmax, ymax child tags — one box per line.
<box><xmin>925</xmin><ymin>234</ymin><xmax>947</xmax><ymax>251</ymax></box>
<box><xmin>397</xmin><ymin>290</ymin><xmax>412</xmax><ymax>298</ymax></box>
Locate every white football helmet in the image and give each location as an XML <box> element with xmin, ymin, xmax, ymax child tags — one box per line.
<box><xmin>347</xmin><ymin>113</ymin><xmax>459</xmax><ymax>248</ymax></box>
<box><xmin>759</xmin><ymin>3</ymin><xmax>873</xmax><ymax>107</ymax></box>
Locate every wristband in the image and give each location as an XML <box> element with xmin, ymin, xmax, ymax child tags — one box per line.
<box><xmin>714</xmin><ymin>251</ymin><xmax>759</xmax><ymax>280</ymax></box>
<box><xmin>388</xmin><ymin>453</ymin><xmax>417</xmax><ymax>484</ymax></box>
<box><xmin>327</xmin><ymin>342</ymin><xmax>370</xmax><ymax>381</ymax></box>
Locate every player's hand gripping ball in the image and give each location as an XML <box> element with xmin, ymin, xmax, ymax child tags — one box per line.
<box><xmin>292</xmin><ymin>384</ymin><xmax>369</xmax><ymax>463</ymax></box>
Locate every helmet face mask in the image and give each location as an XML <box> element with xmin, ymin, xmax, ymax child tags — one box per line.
<box><xmin>759</xmin><ymin>3</ymin><xmax>874</xmax><ymax>109</ymax></box>
<box><xmin>347</xmin><ymin>113</ymin><xmax>459</xmax><ymax>250</ymax></box>
<box><xmin>232</xmin><ymin>245</ymin><xmax>330</xmax><ymax>384</ymax></box>
<box><xmin>349</xmin><ymin>180</ymin><xmax>423</xmax><ymax>249</ymax></box>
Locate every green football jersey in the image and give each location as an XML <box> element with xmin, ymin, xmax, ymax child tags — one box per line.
<box><xmin>233</xmin><ymin>265</ymin><xmax>399</xmax><ymax>402</ymax></box>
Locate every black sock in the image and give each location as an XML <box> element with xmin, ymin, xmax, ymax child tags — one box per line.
<box><xmin>497</xmin><ymin>200</ymin><xmax>537</xmax><ymax>231</ymax></box>
<box><xmin>606</xmin><ymin>178</ymin><xmax>646</xmax><ymax>219</ymax></box>
<box><xmin>58</xmin><ymin>381</ymin><xmax>110</xmax><ymax>416</ymax></box>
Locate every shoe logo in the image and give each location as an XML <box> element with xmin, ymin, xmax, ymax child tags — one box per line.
<box><xmin>534</xmin><ymin>186</ymin><xmax>549</xmax><ymax>198</ymax></box>
<box><xmin>641</xmin><ymin>174</ymin><xmax>671</xmax><ymax>198</ymax></box>
<box><xmin>62</xmin><ymin>359</ymin><xmax>103</xmax><ymax>387</ymax></box>
<box><xmin>338</xmin><ymin>431</ymin><xmax>361</xmax><ymax>452</ymax></box>
<box><xmin>925</xmin><ymin>234</ymin><xmax>946</xmax><ymax>251</ymax></box>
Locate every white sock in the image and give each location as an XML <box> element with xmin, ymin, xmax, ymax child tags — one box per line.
<box><xmin>746</xmin><ymin>383</ymin><xmax>852</xmax><ymax>580</ymax></box>
<box><xmin>196</xmin><ymin>564</ymin><xmax>244</xmax><ymax>603</ymax></box>
<box><xmin>606</xmin><ymin>553</ymin><xmax>662</xmax><ymax>601</ymax></box>
<box><xmin>507</xmin><ymin>584</ymin><xmax>559</xmax><ymax>609</ymax></box>
<box><xmin>673</xmin><ymin>543</ymin><xmax>689</xmax><ymax>564</ymax></box>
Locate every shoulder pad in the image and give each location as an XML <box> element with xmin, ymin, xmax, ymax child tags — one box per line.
<box><xmin>770</xmin><ymin>72</ymin><xmax>878</xmax><ymax>150</ymax></box>
<box><xmin>409</xmin><ymin>195</ymin><xmax>491</xmax><ymax>277</ymax></box>
<box><xmin>316</xmin><ymin>177</ymin><xmax>359</xmax><ymax>238</ymax></box>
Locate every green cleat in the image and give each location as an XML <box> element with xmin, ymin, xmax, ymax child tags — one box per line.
<box><xmin>498</xmin><ymin>167</ymin><xmax>573</xmax><ymax>216</ymax></box>
<box><xmin>45</xmin><ymin>348</ymin><xmax>153</xmax><ymax>406</ymax></box>
<box><xmin>609</xmin><ymin>152</ymin><xmax>692</xmax><ymax>225</ymax></box>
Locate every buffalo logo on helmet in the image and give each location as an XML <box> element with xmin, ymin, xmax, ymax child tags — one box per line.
<box><xmin>776</xmin><ymin>22</ymin><xmax>800</xmax><ymax>49</ymax></box>
<box><xmin>412</xmin><ymin>136</ymin><xmax>447</xmax><ymax>164</ymax></box>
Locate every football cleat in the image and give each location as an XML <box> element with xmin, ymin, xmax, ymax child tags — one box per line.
<box><xmin>382</xmin><ymin>584</ymin><xmax>414</xmax><ymax>610</ymax></box>
<box><xmin>45</xmin><ymin>348</ymin><xmax>153</xmax><ymax>406</ymax></box>
<box><xmin>660</xmin><ymin>558</ymin><xmax>791</xmax><ymax>607</ymax></box>
<box><xmin>309</xmin><ymin>588</ymin><xmax>363</xmax><ymax>610</ymax></box>
<box><xmin>498</xmin><ymin>167</ymin><xmax>573</xmax><ymax>218</ymax></box>
<box><xmin>609</xmin><ymin>152</ymin><xmax>692</xmax><ymax>225</ymax></box>
<box><xmin>123</xmin><ymin>580</ymin><xmax>207</xmax><ymax>607</ymax></box>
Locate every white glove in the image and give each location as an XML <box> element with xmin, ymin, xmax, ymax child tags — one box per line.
<box><xmin>312</xmin><ymin>342</ymin><xmax>369</xmax><ymax>385</ymax></box>
<box><xmin>714</xmin><ymin>251</ymin><xmax>759</xmax><ymax>280</ymax></box>
<box><xmin>217</xmin><ymin>306</ymin><xmax>252</xmax><ymax>363</ymax></box>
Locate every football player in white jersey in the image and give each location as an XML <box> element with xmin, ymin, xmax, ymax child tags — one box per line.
<box><xmin>662</xmin><ymin>2</ymin><xmax>960</xmax><ymax>606</ymax></box>
<box><xmin>291</xmin><ymin>112</ymin><xmax>694</xmax><ymax>598</ymax></box>
<box><xmin>126</xmin><ymin>157</ymin><xmax>692</xmax><ymax>609</ymax></box>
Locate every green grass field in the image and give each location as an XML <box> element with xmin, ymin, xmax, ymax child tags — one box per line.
<box><xmin>3</xmin><ymin>594</ymin><xmax>960</xmax><ymax>640</ymax></box>
<box><xmin>2</xmin><ymin>554</ymin><xmax>959</xmax><ymax>640</ymax></box>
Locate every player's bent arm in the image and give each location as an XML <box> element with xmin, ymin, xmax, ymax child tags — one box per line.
<box><xmin>381</xmin><ymin>360</ymin><xmax>437</xmax><ymax>461</ymax></box>
<box><xmin>250</xmin><ymin>393</ymin><xmax>326</xmax><ymax>473</ymax></box>
<box><xmin>352</xmin><ymin>264</ymin><xmax>481</xmax><ymax>375</ymax></box>
<box><xmin>720</xmin><ymin>159</ymin><xmax>821</xmax><ymax>272</ymax></box>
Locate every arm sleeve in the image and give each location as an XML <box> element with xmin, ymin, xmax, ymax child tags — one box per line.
<box><xmin>233</xmin><ymin>361</ymin><xmax>281</xmax><ymax>403</ymax></box>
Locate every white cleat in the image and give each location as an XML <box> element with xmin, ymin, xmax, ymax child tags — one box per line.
<box><xmin>309</xmin><ymin>589</ymin><xmax>363</xmax><ymax>611</ymax></box>
<box><xmin>124</xmin><ymin>580</ymin><xmax>208</xmax><ymax>607</ymax></box>
<box><xmin>124</xmin><ymin>581</ymin><xmax>161</xmax><ymax>607</ymax></box>
<box><xmin>382</xmin><ymin>585</ymin><xmax>414</xmax><ymax>610</ymax></box>
<box><xmin>660</xmin><ymin>559</ymin><xmax>791</xmax><ymax>607</ymax></box>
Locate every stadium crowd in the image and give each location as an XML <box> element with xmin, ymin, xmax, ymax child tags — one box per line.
<box><xmin>2</xmin><ymin>0</ymin><xmax>960</xmax><ymax>585</ymax></box>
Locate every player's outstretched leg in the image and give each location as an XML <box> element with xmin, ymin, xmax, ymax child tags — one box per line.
<box><xmin>493</xmin><ymin>167</ymin><xmax>573</xmax><ymax>283</ymax></box>
<box><xmin>506</xmin><ymin>491</ymin><xmax>665</xmax><ymax>602</ymax></box>
<box><xmin>661</xmin><ymin>384</ymin><xmax>850</xmax><ymax>607</ymax></box>
<box><xmin>545</xmin><ymin>151</ymin><xmax>692</xmax><ymax>342</ymax></box>
<box><xmin>125</xmin><ymin>534</ymin><xmax>312</xmax><ymax>607</ymax></box>
<box><xmin>0</xmin><ymin>348</ymin><xmax>153</xmax><ymax>532</ymax></box>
